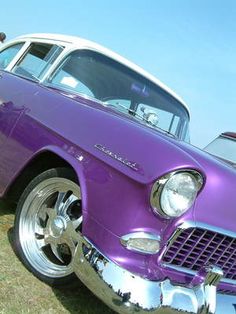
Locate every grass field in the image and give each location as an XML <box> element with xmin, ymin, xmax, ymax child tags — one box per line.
<box><xmin>0</xmin><ymin>200</ymin><xmax>114</xmax><ymax>314</ymax></box>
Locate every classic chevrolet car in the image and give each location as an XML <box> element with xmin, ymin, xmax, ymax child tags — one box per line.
<box><xmin>205</xmin><ymin>132</ymin><xmax>236</xmax><ymax>167</ymax></box>
<box><xmin>0</xmin><ymin>33</ymin><xmax>235</xmax><ymax>314</ymax></box>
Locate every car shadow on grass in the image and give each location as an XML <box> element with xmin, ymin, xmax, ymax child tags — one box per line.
<box><xmin>52</xmin><ymin>282</ymin><xmax>115</xmax><ymax>314</ymax></box>
<box><xmin>0</xmin><ymin>200</ymin><xmax>114</xmax><ymax>314</ymax></box>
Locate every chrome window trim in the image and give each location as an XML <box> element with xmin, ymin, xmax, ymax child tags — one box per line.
<box><xmin>39</xmin><ymin>45</ymin><xmax>72</xmax><ymax>82</ymax></box>
<box><xmin>1</xmin><ymin>36</ymin><xmax>190</xmax><ymax>129</ymax></box>
<box><xmin>0</xmin><ymin>38</ymin><xmax>69</xmax><ymax>81</ymax></box>
<box><xmin>162</xmin><ymin>220</ymin><xmax>236</xmax><ymax>286</ymax></box>
<box><xmin>6</xmin><ymin>41</ymin><xmax>31</xmax><ymax>71</ymax></box>
<box><xmin>0</xmin><ymin>40</ymin><xmax>31</xmax><ymax>72</ymax></box>
<box><xmin>40</xmin><ymin>46</ymin><xmax>110</xmax><ymax>84</ymax></box>
<box><xmin>10</xmin><ymin>42</ymin><xmax>65</xmax><ymax>82</ymax></box>
<box><xmin>2</xmin><ymin>33</ymin><xmax>190</xmax><ymax>115</ymax></box>
<box><xmin>41</xmin><ymin>47</ymin><xmax>190</xmax><ymax>140</ymax></box>
<box><xmin>43</xmin><ymin>80</ymin><xmax>107</xmax><ymax>106</ymax></box>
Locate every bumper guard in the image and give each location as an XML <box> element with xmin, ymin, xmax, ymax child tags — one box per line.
<box><xmin>73</xmin><ymin>236</ymin><xmax>235</xmax><ymax>314</ymax></box>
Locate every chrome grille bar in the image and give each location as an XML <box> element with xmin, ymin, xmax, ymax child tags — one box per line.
<box><xmin>163</xmin><ymin>226</ymin><xmax>236</xmax><ymax>282</ymax></box>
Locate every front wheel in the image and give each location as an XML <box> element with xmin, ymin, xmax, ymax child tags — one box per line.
<box><xmin>14</xmin><ymin>168</ymin><xmax>82</xmax><ymax>286</ymax></box>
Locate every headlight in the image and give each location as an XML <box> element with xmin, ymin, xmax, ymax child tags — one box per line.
<box><xmin>150</xmin><ymin>170</ymin><xmax>203</xmax><ymax>218</ymax></box>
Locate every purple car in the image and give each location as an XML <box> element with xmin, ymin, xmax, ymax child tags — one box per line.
<box><xmin>0</xmin><ymin>33</ymin><xmax>235</xmax><ymax>313</ymax></box>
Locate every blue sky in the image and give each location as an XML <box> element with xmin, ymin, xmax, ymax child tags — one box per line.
<box><xmin>2</xmin><ymin>0</ymin><xmax>236</xmax><ymax>148</ymax></box>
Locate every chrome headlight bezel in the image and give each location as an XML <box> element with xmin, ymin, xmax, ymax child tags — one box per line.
<box><xmin>150</xmin><ymin>169</ymin><xmax>204</xmax><ymax>219</ymax></box>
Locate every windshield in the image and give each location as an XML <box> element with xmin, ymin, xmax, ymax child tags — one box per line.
<box><xmin>205</xmin><ymin>136</ymin><xmax>236</xmax><ymax>164</ymax></box>
<box><xmin>49</xmin><ymin>49</ymin><xmax>190</xmax><ymax>140</ymax></box>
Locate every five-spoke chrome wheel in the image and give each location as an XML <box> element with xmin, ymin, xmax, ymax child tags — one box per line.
<box><xmin>14</xmin><ymin>168</ymin><xmax>82</xmax><ymax>285</ymax></box>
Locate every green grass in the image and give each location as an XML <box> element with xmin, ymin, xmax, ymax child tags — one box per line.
<box><xmin>0</xmin><ymin>200</ymin><xmax>114</xmax><ymax>314</ymax></box>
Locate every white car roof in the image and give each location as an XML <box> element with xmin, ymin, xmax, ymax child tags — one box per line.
<box><xmin>13</xmin><ymin>33</ymin><xmax>189</xmax><ymax>115</ymax></box>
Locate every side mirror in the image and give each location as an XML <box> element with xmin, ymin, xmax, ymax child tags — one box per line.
<box><xmin>0</xmin><ymin>32</ymin><xmax>6</xmax><ymax>43</ymax></box>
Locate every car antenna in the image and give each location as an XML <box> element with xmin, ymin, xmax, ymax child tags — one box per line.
<box><xmin>0</xmin><ymin>32</ymin><xmax>6</xmax><ymax>43</ymax></box>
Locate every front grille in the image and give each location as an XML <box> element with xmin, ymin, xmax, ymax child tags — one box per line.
<box><xmin>163</xmin><ymin>227</ymin><xmax>236</xmax><ymax>281</ymax></box>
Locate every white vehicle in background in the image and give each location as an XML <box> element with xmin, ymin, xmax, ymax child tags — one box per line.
<box><xmin>205</xmin><ymin>132</ymin><xmax>236</xmax><ymax>166</ymax></box>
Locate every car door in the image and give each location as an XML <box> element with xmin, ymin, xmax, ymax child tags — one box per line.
<box><xmin>0</xmin><ymin>40</ymin><xmax>64</xmax><ymax>195</ymax></box>
<box><xmin>0</xmin><ymin>42</ymin><xmax>26</xmax><ymax>145</ymax></box>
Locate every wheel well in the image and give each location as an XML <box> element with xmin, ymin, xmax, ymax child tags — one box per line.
<box><xmin>6</xmin><ymin>151</ymin><xmax>77</xmax><ymax>203</ymax></box>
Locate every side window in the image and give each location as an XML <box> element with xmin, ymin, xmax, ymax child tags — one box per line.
<box><xmin>50</xmin><ymin>53</ymin><xmax>94</xmax><ymax>97</ymax></box>
<box><xmin>0</xmin><ymin>43</ymin><xmax>24</xmax><ymax>70</ymax></box>
<box><xmin>13</xmin><ymin>43</ymin><xmax>63</xmax><ymax>81</ymax></box>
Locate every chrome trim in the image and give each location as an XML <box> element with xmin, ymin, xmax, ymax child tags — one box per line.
<box><xmin>18</xmin><ymin>177</ymin><xmax>82</xmax><ymax>278</ymax></box>
<box><xmin>44</xmin><ymin>81</ymin><xmax>107</xmax><ymax>105</ymax></box>
<box><xmin>194</xmin><ymin>221</ymin><xmax>236</xmax><ymax>239</ymax></box>
<box><xmin>168</xmin><ymin>220</ymin><xmax>236</xmax><ymax>252</ymax></box>
<box><xmin>150</xmin><ymin>169</ymin><xmax>204</xmax><ymax>219</ymax></box>
<box><xmin>4</xmin><ymin>41</ymin><xmax>31</xmax><ymax>72</ymax></box>
<box><xmin>120</xmin><ymin>232</ymin><xmax>161</xmax><ymax>254</ymax></box>
<box><xmin>121</xmin><ymin>231</ymin><xmax>161</xmax><ymax>241</ymax></box>
<box><xmin>162</xmin><ymin>220</ymin><xmax>236</xmax><ymax>286</ymax></box>
<box><xmin>164</xmin><ymin>262</ymin><xmax>236</xmax><ymax>287</ymax></box>
<box><xmin>194</xmin><ymin>265</ymin><xmax>224</xmax><ymax>314</ymax></box>
<box><xmin>41</xmin><ymin>46</ymin><xmax>190</xmax><ymax>140</ymax></box>
<box><xmin>2</xmin><ymin>34</ymin><xmax>190</xmax><ymax>116</ymax></box>
<box><xmin>73</xmin><ymin>235</ymin><xmax>235</xmax><ymax>313</ymax></box>
<box><xmin>163</xmin><ymin>263</ymin><xmax>236</xmax><ymax>285</ymax></box>
<box><xmin>202</xmin><ymin>265</ymin><xmax>223</xmax><ymax>286</ymax></box>
<box><xmin>94</xmin><ymin>143</ymin><xmax>139</xmax><ymax>171</ymax></box>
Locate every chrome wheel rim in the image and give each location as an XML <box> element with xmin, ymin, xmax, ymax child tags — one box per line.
<box><xmin>19</xmin><ymin>177</ymin><xmax>82</xmax><ymax>278</ymax></box>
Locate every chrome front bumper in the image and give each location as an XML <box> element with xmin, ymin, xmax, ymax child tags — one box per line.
<box><xmin>73</xmin><ymin>237</ymin><xmax>236</xmax><ymax>314</ymax></box>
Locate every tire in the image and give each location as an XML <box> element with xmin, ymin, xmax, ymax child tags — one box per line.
<box><xmin>14</xmin><ymin>167</ymin><xmax>83</xmax><ymax>286</ymax></box>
